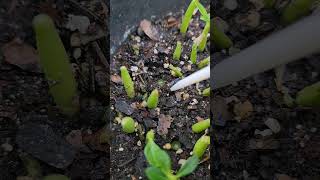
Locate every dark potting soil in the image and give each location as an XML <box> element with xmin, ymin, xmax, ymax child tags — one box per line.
<box><xmin>0</xmin><ymin>0</ymin><xmax>109</xmax><ymax>179</ymax></box>
<box><xmin>110</xmin><ymin>8</ymin><xmax>211</xmax><ymax>180</ymax></box>
<box><xmin>212</xmin><ymin>0</ymin><xmax>320</xmax><ymax>180</ymax></box>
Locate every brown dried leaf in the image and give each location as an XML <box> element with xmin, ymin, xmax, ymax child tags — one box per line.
<box><xmin>2</xmin><ymin>38</ymin><xmax>41</xmax><ymax>73</ymax></box>
<box><xmin>157</xmin><ymin>114</ymin><xmax>173</xmax><ymax>136</ymax></box>
<box><xmin>166</xmin><ymin>17</ymin><xmax>180</xmax><ymax>28</ymax></box>
<box><xmin>139</xmin><ymin>19</ymin><xmax>160</xmax><ymax>41</ymax></box>
<box><xmin>111</xmin><ymin>74</ymin><xmax>122</xmax><ymax>84</ymax></box>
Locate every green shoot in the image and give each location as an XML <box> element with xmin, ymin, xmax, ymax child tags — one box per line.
<box><xmin>198</xmin><ymin>22</ymin><xmax>210</xmax><ymax>52</ymax></box>
<box><xmin>144</xmin><ymin>130</ymin><xmax>199</xmax><ymax>180</ymax></box>
<box><xmin>190</xmin><ymin>43</ymin><xmax>198</xmax><ymax>64</ymax></box>
<box><xmin>121</xmin><ymin>117</ymin><xmax>136</xmax><ymax>133</ymax></box>
<box><xmin>193</xmin><ymin>135</ymin><xmax>210</xmax><ymax>158</ymax></box>
<box><xmin>33</xmin><ymin>14</ymin><xmax>79</xmax><ymax>116</ymax></box>
<box><xmin>147</xmin><ymin>89</ymin><xmax>159</xmax><ymax>109</ymax></box>
<box><xmin>192</xmin><ymin>119</ymin><xmax>210</xmax><ymax>133</ymax></box>
<box><xmin>197</xmin><ymin>56</ymin><xmax>210</xmax><ymax>69</ymax></box>
<box><xmin>173</xmin><ymin>41</ymin><xmax>182</xmax><ymax>60</ymax></box>
<box><xmin>43</xmin><ymin>174</ymin><xmax>70</xmax><ymax>180</ymax></box>
<box><xmin>169</xmin><ymin>65</ymin><xmax>183</xmax><ymax>77</ymax></box>
<box><xmin>180</xmin><ymin>0</ymin><xmax>199</xmax><ymax>35</ymax></box>
<box><xmin>281</xmin><ymin>0</ymin><xmax>316</xmax><ymax>25</ymax></box>
<box><xmin>296</xmin><ymin>81</ymin><xmax>320</xmax><ymax>107</ymax></box>
<box><xmin>202</xmin><ymin>87</ymin><xmax>210</xmax><ymax>96</ymax></box>
<box><xmin>212</xmin><ymin>20</ymin><xmax>233</xmax><ymax>49</ymax></box>
<box><xmin>120</xmin><ymin>66</ymin><xmax>135</xmax><ymax>98</ymax></box>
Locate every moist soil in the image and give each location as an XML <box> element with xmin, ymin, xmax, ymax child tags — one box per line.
<box><xmin>0</xmin><ymin>0</ymin><xmax>109</xmax><ymax>179</ymax></box>
<box><xmin>212</xmin><ymin>0</ymin><xmax>320</xmax><ymax>180</ymax></box>
<box><xmin>110</xmin><ymin>8</ymin><xmax>211</xmax><ymax>180</ymax></box>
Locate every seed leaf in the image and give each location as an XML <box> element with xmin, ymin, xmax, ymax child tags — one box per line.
<box><xmin>177</xmin><ymin>155</ymin><xmax>199</xmax><ymax>177</ymax></box>
<box><xmin>144</xmin><ymin>141</ymin><xmax>171</xmax><ymax>172</ymax></box>
<box><xmin>145</xmin><ymin>167</ymin><xmax>168</xmax><ymax>180</ymax></box>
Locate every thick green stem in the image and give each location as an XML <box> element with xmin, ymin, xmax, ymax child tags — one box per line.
<box><xmin>198</xmin><ymin>22</ymin><xmax>210</xmax><ymax>52</ymax></box>
<box><xmin>33</xmin><ymin>14</ymin><xmax>79</xmax><ymax>116</ymax></box>
<box><xmin>190</xmin><ymin>43</ymin><xmax>198</xmax><ymax>64</ymax></box>
<box><xmin>180</xmin><ymin>0</ymin><xmax>199</xmax><ymax>35</ymax></box>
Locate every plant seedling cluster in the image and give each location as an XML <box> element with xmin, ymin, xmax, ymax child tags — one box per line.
<box><xmin>144</xmin><ymin>130</ymin><xmax>200</xmax><ymax>180</ymax></box>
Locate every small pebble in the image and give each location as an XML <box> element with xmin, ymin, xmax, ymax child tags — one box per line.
<box><xmin>264</xmin><ymin>118</ymin><xmax>281</xmax><ymax>133</ymax></box>
<box><xmin>137</xmin><ymin>140</ymin><xmax>142</xmax><ymax>147</ymax></box>
<box><xmin>176</xmin><ymin>148</ymin><xmax>183</xmax><ymax>154</ymax></box>
<box><xmin>73</xmin><ymin>48</ymin><xmax>81</xmax><ymax>59</ymax></box>
<box><xmin>178</xmin><ymin>159</ymin><xmax>187</xmax><ymax>165</ymax></box>
<box><xmin>163</xmin><ymin>143</ymin><xmax>171</xmax><ymax>150</ymax></box>
<box><xmin>1</xmin><ymin>143</ymin><xmax>13</xmax><ymax>152</ymax></box>
<box><xmin>130</xmin><ymin>66</ymin><xmax>139</xmax><ymax>72</ymax></box>
<box><xmin>119</xmin><ymin>147</ymin><xmax>124</xmax><ymax>151</ymax></box>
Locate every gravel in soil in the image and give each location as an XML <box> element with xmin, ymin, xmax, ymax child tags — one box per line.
<box><xmin>110</xmin><ymin>9</ymin><xmax>211</xmax><ymax>180</ymax></box>
<box><xmin>212</xmin><ymin>0</ymin><xmax>320</xmax><ymax>179</ymax></box>
<box><xmin>0</xmin><ymin>0</ymin><xmax>109</xmax><ymax>179</ymax></box>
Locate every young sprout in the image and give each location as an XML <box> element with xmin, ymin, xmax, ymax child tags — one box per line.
<box><xmin>212</xmin><ymin>20</ymin><xmax>233</xmax><ymax>49</ymax></box>
<box><xmin>193</xmin><ymin>135</ymin><xmax>210</xmax><ymax>158</ymax></box>
<box><xmin>180</xmin><ymin>0</ymin><xmax>199</xmax><ymax>35</ymax></box>
<box><xmin>190</xmin><ymin>43</ymin><xmax>198</xmax><ymax>64</ymax></box>
<box><xmin>281</xmin><ymin>0</ymin><xmax>315</xmax><ymax>25</ymax></box>
<box><xmin>169</xmin><ymin>64</ymin><xmax>183</xmax><ymax>77</ymax></box>
<box><xmin>173</xmin><ymin>41</ymin><xmax>182</xmax><ymax>60</ymax></box>
<box><xmin>296</xmin><ymin>81</ymin><xmax>320</xmax><ymax>107</ymax></box>
<box><xmin>147</xmin><ymin>89</ymin><xmax>159</xmax><ymax>109</ymax></box>
<box><xmin>198</xmin><ymin>22</ymin><xmax>210</xmax><ymax>52</ymax></box>
<box><xmin>197</xmin><ymin>56</ymin><xmax>210</xmax><ymax>69</ymax></box>
<box><xmin>202</xmin><ymin>87</ymin><xmax>210</xmax><ymax>96</ymax></box>
<box><xmin>121</xmin><ymin>117</ymin><xmax>136</xmax><ymax>133</ymax></box>
<box><xmin>33</xmin><ymin>14</ymin><xmax>79</xmax><ymax>116</ymax></box>
<box><xmin>43</xmin><ymin>174</ymin><xmax>70</xmax><ymax>180</ymax></box>
<box><xmin>192</xmin><ymin>119</ymin><xmax>210</xmax><ymax>133</ymax></box>
<box><xmin>120</xmin><ymin>66</ymin><xmax>135</xmax><ymax>98</ymax></box>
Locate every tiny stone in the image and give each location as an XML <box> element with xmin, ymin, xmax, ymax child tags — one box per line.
<box><xmin>163</xmin><ymin>143</ymin><xmax>171</xmax><ymax>150</ymax></box>
<box><xmin>1</xmin><ymin>143</ymin><xmax>13</xmax><ymax>152</ymax></box>
<box><xmin>163</xmin><ymin>63</ymin><xmax>169</xmax><ymax>68</ymax></box>
<box><xmin>176</xmin><ymin>148</ymin><xmax>183</xmax><ymax>154</ymax></box>
<box><xmin>180</xmin><ymin>61</ymin><xmax>185</xmax><ymax>65</ymax></box>
<box><xmin>130</xmin><ymin>66</ymin><xmax>139</xmax><ymax>72</ymax></box>
<box><xmin>137</xmin><ymin>140</ymin><xmax>142</xmax><ymax>147</ymax></box>
<box><xmin>153</xmin><ymin>49</ymin><xmax>158</xmax><ymax>54</ymax></box>
<box><xmin>178</xmin><ymin>159</ymin><xmax>187</xmax><ymax>165</ymax></box>
<box><xmin>119</xmin><ymin>147</ymin><xmax>124</xmax><ymax>151</ymax></box>
<box><xmin>73</xmin><ymin>48</ymin><xmax>81</xmax><ymax>59</ymax></box>
<box><xmin>264</xmin><ymin>118</ymin><xmax>281</xmax><ymax>133</ymax></box>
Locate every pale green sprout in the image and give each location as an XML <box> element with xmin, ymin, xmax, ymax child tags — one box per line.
<box><xmin>173</xmin><ymin>41</ymin><xmax>182</xmax><ymax>60</ymax></box>
<box><xmin>147</xmin><ymin>89</ymin><xmax>159</xmax><ymax>109</ymax></box>
<box><xmin>180</xmin><ymin>0</ymin><xmax>199</xmax><ymax>35</ymax></box>
<box><xmin>197</xmin><ymin>56</ymin><xmax>210</xmax><ymax>69</ymax></box>
<box><xmin>190</xmin><ymin>42</ymin><xmax>198</xmax><ymax>64</ymax></box>
<box><xmin>169</xmin><ymin>65</ymin><xmax>183</xmax><ymax>77</ymax></box>
<box><xmin>202</xmin><ymin>87</ymin><xmax>210</xmax><ymax>96</ymax></box>
<box><xmin>120</xmin><ymin>66</ymin><xmax>135</xmax><ymax>98</ymax></box>
<box><xmin>193</xmin><ymin>135</ymin><xmax>210</xmax><ymax>158</ymax></box>
<box><xmin>192</xmin><ymin>119</ymin><xmax>210</xmax><ymax>133</ymax></box>
<box><xmin>121</xmin><ymin>117</ymin><xmax>136</xmax><ymax>133</ymax></box>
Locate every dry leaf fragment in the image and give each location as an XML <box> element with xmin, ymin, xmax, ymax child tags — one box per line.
<box><xmin>139</xmin><ymin>19</ymin><xmax>160</xmax><ymax>41</ymax></box>
<box><xmin>157</xmin><ymin>114</ymin><xmax>173</xmax><ymax>136</ymax></box>
<box><xmin>2</xmin><ymin>38</ymin><xmax>41</xmax><ymax>73</ymax></box>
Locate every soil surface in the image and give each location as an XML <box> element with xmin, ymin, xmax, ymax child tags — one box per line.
<box><xmin>212</xmin><ymin>0</ymin><xmax>320</xmax><ymax>180</ymax></box>
<box><xmin>110</xmin><ymin>7</ymin><xmax>211</xmax><ymax>180</ymax></box>
<box><xmin>0</xmin><ymin>0</ymin><xmax>109</xmax><ymax>179</ymax></box>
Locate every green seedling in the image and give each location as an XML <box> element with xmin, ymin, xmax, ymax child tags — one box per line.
<box><xmin>144</xmin><ymin>130</ymin><xmax>199</xmax><ymax>180</ymax></box>
<box><xmin>202</xmin><ymin>87</ymin><xmax>210</xmax><ymax>96</ymax></box>
<box><xmin>197</xmin><ymin>56</ymin><xmax>210</xmax><ymax>69</ymax></box>
<box><xmin>195</xmin><ymin>0</ymin><xmax>210</xmax><ymax>52</ymax></box>
<box><xmin>121</xmin><ymin>117</ymin><xmax>136</xmax><ymax>133</ymax></box>
<box><xmin>281</xmin><ymin>0</ymin><xmax>316</xmax><ymax>25</ymax></box>
<box><xmin>180</xmin><ymin>0</ymin><xmax>199</xmax><ymax>34</ymax></box>
<box><xmin>147</xmin><ymin>89</ymin><xmax>159</xmax><ymax>109</ymax></box>
<box><xmin>43</xmin><ymin>174</ymin><xmax>70</xmax><ymax>180</ymax></box>
<box><xmin>212</xmin><ymin>20</ymin><xmax>233</xmax><ymax>49</ymax></box>
<box><xmin>33</xmin><ymin>14</ymin><xmax>79</xmax><ymax>116</ymax></box>
<box><xmin>198</xmin><ymin>22</ymin><xmax>210</xmax><ymax>52</ymax></box>
<box><xmin>190</xmin><ymin>43</ymin><xmax>198</xmax><ymax>64</ymax></box>
<box><xmin>264</xmin><ymin>0</ymin><xmax>276</xmax><ymax>8</ymax></box>
<box><xmin>120</xmin><ymin>66</ymin><xmax>135</xmax><ymax>98</ymax></box>
<box><xmin>173</xmin><ymin>41</ymin><xmax>182</xmax><ymax>60</ymax></box>
<box><xmin>193</xmin><ymin>135</ymin><xmax>210</xmax><ymax>158</ymax></box>
<box><xmin>169</xmin><ymin>65</ymin><xmax>183</xmax><ymax>77</ymax></box>
<box><xmin>296</xmin><ymin>81</ymin><xmax>320</xmax><ymax>107</ymax></box>
<box><xmin>192</xmin><ymin>119</ymin><xmax>210</xmax><ymax>133</ymax></box>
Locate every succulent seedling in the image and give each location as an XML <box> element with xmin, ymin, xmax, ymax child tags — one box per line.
<box><xmin>144</xmin><ymin>130</ymin><xmax>199</xmax><ymax>180</ymax></box>
<box><xmin>147</xmin><ymin>89</ymin><xmax>159</xmax><ymax>109</ymax></box>
<box><xmin>197</xmin><ymin>56</ymin><xmax>210</xmax><ymax>69</ymax></box>
<box><xmin>180</xmin><ymin>0</ymin><xmax>199</xmax><ymax>35</ymax></box>
<box><xmin>212</xmin><ymin>20</ymin><xmax>233</xmax><ymax>49</ymax></box>
<box><xmin>193</xmin><ymin>135</ymin><xmax>210</xmax><ymax>158</ymax></box>
<box><xmin>192</xmin><ymin>119</ymin><xmax>210</xmax><ymax>133</ymax></box>
<box><xmin>190</xmin><ymin>43</ymin><xmax>198</xmax><ymax>64</ymax></box>
<box><xmin>121</xmin><ymin>117</ymin><xmax>136</xmax><ymax>133</ymax></box>
<box><xmin>202</xmin><ymin>87</ymin><xmax>210</xmax><ymax>96</ymax></box>
<box><xmin>281</xmin><ymin>0</ymin><xmax>316</xmax><ymax>25</ymax></box>
<box><xmin>33</xmin><ymin>14</ymin><xmax>79</xmax><ymax>116</ymax></box>
<box><xmin>173</xmin><ymin>41</ymin><xmax>182</xmax><ymax>61</ymax></box>
<box><xmin>43</xmin><ymin>174</ymin><xmax>70</xmax><ymax>180</ymax></box>
<box><xmin>195</xmin><ymin>1</ymin><xmax>210</xmax><ymax>52</ymax></box>
<box><xmin>120</xmin><ymin>66</ymin><xmax>135</xmax><ymax>98</ymax></box>
<box><xmin>169</xmin><ymin>64</ymin><xmax>183</xmax><ymax>77</ymax></box>
<box><xmin>296</xmin><ymin>81</ymin><xmax>320</xmax><ymax>107</ymax></box>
